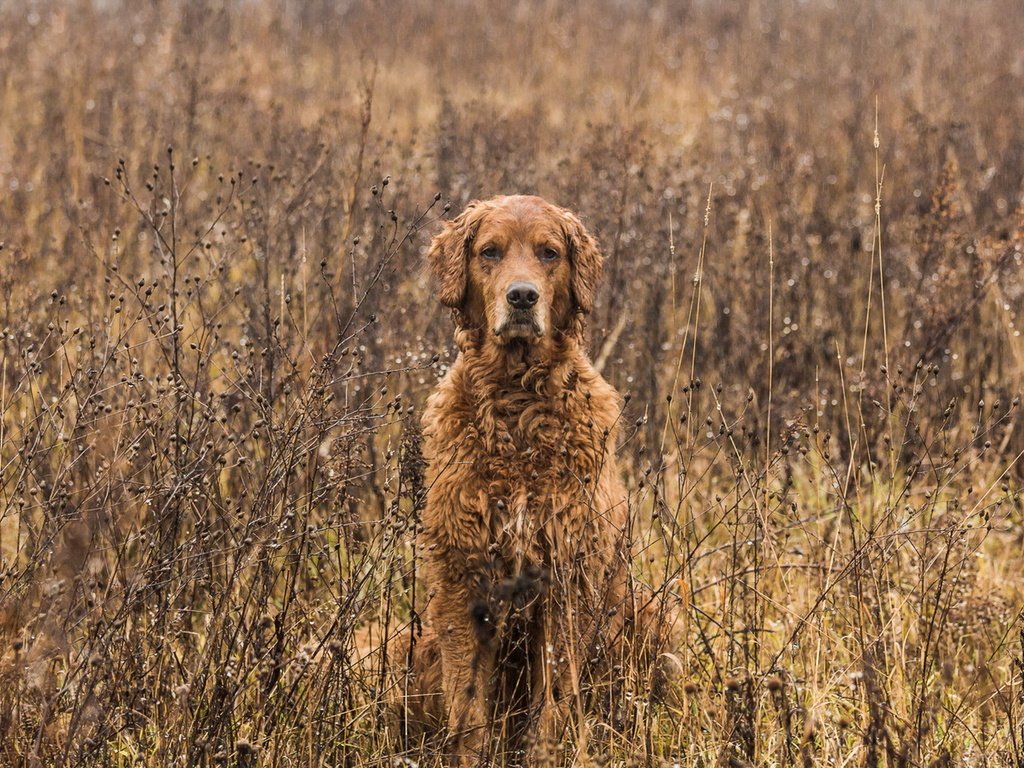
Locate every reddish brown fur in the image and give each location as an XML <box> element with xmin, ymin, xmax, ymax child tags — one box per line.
<box><xmin>419</xmin><ymin>195</ymin><xmax>636</xmax><ymax>764</ymax></box>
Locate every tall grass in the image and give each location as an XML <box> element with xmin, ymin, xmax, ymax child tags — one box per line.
<box><xmin>0</xmin><ymin>1</ymin><xmax>1022</xmax><ymax>765</ymax></box>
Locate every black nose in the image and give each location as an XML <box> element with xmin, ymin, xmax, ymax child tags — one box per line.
<box><xmin>506</xmin><ymin>282</ymin><xmax>539</xmax><ymax>310</ymax></box>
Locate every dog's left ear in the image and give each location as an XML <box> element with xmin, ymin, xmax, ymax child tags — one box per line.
<box><xmin>561</xmin><ymin>209</ymin><xmax>603</xmax><ymax>314</ymax></box>
<box><xmin>427</xmin><ymin>200</ymin><xmax>488</xmax><ymax>309</ymax></box>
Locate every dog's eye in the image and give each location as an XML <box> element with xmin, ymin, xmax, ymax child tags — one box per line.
<box><xmin>540</xmin><ymin>247</ymin><xmax>560</xmax><ymax>262</ymax></box>
<box><xmin>480</xmin><ymin>246</ymin><xmax>500</xmax><ymax>261</ymax></box>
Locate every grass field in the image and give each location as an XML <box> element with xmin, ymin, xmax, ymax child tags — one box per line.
<box><xmin>1</xmin><ymin>1</ymin><xmax>1023</xmax><ymax>765</ymax></box>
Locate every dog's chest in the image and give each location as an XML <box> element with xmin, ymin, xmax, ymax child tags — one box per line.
<box><xmin>422</xmin><ymin>364</ymin><xmax>622</xmax><ymax>575</ymax></box>
<box><xmin>461</xmin><ymin>403</ymin><xmax>607</xmax><ymax>562</ymax></box>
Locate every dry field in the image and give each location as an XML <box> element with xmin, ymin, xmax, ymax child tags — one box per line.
<box><xmin>1</xmin><ymin>1</ymin><xmax>1023</xmax><ymax>765</ymax></box>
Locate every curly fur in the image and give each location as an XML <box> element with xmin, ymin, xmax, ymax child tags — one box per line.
<box><xmin>415</xmin><ymin>195</ymin><xmax>651</xmax><ymax>764</ymax></box>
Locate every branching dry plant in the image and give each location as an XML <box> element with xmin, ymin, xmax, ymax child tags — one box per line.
<box><xmin>0</xmin><ymin>1</ymin><xmax>1022</xmax><ymax>766</ymax></box>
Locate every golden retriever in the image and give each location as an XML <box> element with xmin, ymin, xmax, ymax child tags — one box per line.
<box><xmin>417</xmin><ymin>195</ymin><xmax>658</xmax><ymax>765</ymax></box>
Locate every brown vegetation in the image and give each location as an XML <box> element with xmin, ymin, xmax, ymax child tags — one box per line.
<box><xmin>0</xmin><ymin>1</ymin><xmax>1022</xmax><ymax>766</ymax></box>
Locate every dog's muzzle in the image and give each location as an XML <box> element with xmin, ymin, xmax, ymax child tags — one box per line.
<box><xmin>495</xmin><ymin>281</ymin><xmax>543</xmax><ymax>339</ymax></box>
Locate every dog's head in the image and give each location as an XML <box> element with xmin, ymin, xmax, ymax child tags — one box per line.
<box><xmin>428</xmin><ymin>195</ymin><xmax>602</xmax><ymax>345</ymax></box>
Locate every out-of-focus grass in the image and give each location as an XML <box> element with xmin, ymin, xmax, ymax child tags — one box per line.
<box><xmin>0</xmin><ymin>1</ymin><xmax>1022</xmax><ymax>765</ymax></box>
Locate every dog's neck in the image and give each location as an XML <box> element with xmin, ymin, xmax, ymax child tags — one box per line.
<box><xmin>453</xmin><ymin>322</ymin><xmax>588</xmax><ymax>402</ymax></box>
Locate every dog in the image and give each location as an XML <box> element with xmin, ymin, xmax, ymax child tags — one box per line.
<box><xmin>417</xmin><ymin>195</ymin><xmax>669</xmax><ymax>765</ymax></box>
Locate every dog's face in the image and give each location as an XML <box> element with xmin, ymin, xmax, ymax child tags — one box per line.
<box><xmin>428</xmin><ymin>195</ymin><xmax>602</xmax><ymax>346</ymax></box>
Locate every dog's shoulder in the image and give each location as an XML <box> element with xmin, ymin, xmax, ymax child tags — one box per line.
<box><xmin>420</xmin><ymin>356</ymin><xmax>482</xmax><ymax>465</ymax></box>
<box><xmin>422</xmin><ymin>356</ymin><xmax>469</xmax><ymax>419</ymax></box>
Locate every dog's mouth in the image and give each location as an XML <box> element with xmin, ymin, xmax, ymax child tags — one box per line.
<box><xmin>495</xmin><ymin>311</ymin><xmax>542</xmax><ymax>342</ymax></box>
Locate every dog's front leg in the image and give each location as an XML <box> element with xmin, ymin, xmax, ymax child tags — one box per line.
<box><xmin>431</xmin><ymin>583</ymin><xmax>496</xmax><ymax>766</ymax></box>
<box><xmin>526</xmin><ymin>594</ymin><xmax>575</xmax><ymax>767</ymax></box>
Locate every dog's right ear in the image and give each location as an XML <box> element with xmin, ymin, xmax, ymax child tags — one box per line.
<box><xmin>428</xmin><ymin>200</ymin><xmax>488</xmax><ymax>309</ymax></box>
<box><xmin>559</xmin><ymin>208</ymin><xmax>603</xmax><ymax>315</ymax></box>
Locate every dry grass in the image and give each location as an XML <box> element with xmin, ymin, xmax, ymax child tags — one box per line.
<box><xmin>1</xmin><ymin>1</ymin><xmax>1023</xmax><ymax>766</ymax></box>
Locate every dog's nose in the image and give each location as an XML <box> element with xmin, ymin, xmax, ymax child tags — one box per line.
<box><xmin>506</xmin><ymin>282</ymin><xmax>540</xmax><ymax>310</ymax></box>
